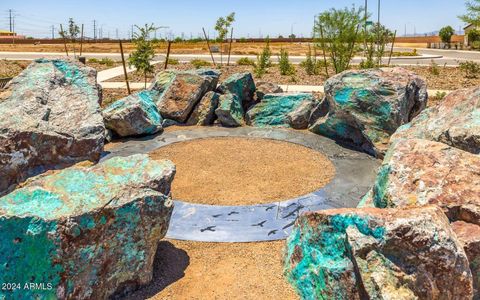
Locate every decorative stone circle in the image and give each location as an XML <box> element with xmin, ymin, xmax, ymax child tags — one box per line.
<box><xmin>102</xmin><ymin>127</ymin><xmax>380</xmax><ymax>242</ymax></box>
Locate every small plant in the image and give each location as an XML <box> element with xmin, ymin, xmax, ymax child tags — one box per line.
<box><xmin>100</xmin><ymin>57</ymin><xmax>115</xmax><ymax>67</ymax></box>
<box><xmin>254</xmin><ymin>39</ymin><xmax>272</xmax><ymax>77</ymax></box>
<box><xmin>278</xmin><ymin>48</ymin><xmax>295</xmax><ymax>75</ymax></box>
<box><xmin>191</xmin><ymin>59</ymin><xmax>212</xmax><ymax>69</ymax></box>
<box><xmin>429</xmin><ymin>60</ymin><xmax>440</xmax><ymax>76</ymax></box>
<box><xmin>459</xmin><ymin>60</ymin><xmax>480</xmax><ymax>78</ymax></box>
<box><xmin>214</xmin><ymin>12</ymin><xmax>236</xmax><ymax>65</ymax></box>
<box><xmin>435</xmin><ymin>91</ymin><xmax>447</xmax><ymax>100</ymax></box>
<box><xmin>236</xmin><ymin>57</ymin><xmax>256</xmax><ymax>66</ymax></box>
<box><xmin>59</xmin><ymin>18</ymin><xmax>80</xmax><ymax>57</ymax></box>
<box><xmin>167</xmin><ymin>58</ymin><xmax>179</xmax><ymax>65</ymax></box>
<box><xmin>439</xmin><ymin>26</ymin><xmax>455</xmax><ymax>48</ymax></box>
<box><xmin>129</xmin><ymin>23</ymin><xmax>159</xmax><ymax>88</ymax></box>
<box><xmin>301</xmin><ymin>45</ymin><xmax>323</xmax><ymax>75</ymax></box>
<box><xmin>88</xmin><ymin>58</ymin><xmax>99</xmax><ymax>63</ymax></box>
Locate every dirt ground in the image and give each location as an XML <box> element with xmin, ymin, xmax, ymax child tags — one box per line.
<box><xmin>149</xmin><ymin>137</ymin><xmax>335</xmax><ymax>205</ymax></box>
<box><xmin>123</xmin><ymin>240</ymin><xmax>298</xmax><ymax>300</ymax></box>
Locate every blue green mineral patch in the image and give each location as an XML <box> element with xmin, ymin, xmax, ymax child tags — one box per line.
<box><xmin>285</xmin><ymin>213</ymin><xmax>385</xmax><ymax>299</ymax></box>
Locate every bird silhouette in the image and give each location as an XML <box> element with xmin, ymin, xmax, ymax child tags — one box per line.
<box><xmin>200</xmin><ymin>226</ymin><xmax>216</xmax><ymax>232</ymax></box>
<box><xmin>252</xmin><ymin>220</ymin><xmax>267</xmax><ymax>227</ymax></box>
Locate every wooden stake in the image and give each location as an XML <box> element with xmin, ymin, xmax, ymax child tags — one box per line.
<box><xmin>203</xmin><ymin>27</ymin><xmax>216</xmax><ymax>67</ymax></box>
<box><xmin>164</xmin><ymin>40</ymin><xmax>172</xmax><ymax>70</ymax></box>
<box><xmin>119</xmin><ymin>40</ymin><xmax>131</xmax><ymax>95</ymax></box>
<box><xmin>227</xmin><ymin>27</ymin><xmax>234</xmax><ymax>66</ymax></box>
<box><xmin>388</xmin><ymin>30</ymin><xmax>397</xmax><ymax>66</ymax></box>
<box><xmin>60</xmin><ymin>24</ymin><xmax>69</xmax><ymax>57</ymax></box>
<box><xmin>319</xmin><ymin>25</ymin><xmax>329</xmax><ymax>77</ymax></box>
<box><xmin>79</xmin><ymin>24</ymin><xmax>84</xmax><ymax>56</ymax></box>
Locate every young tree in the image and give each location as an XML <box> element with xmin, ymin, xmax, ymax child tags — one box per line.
<box><xmin>128</xmin><ymin>23</ymin><xmax>158</xmax><ymax>88</ymax></box>
<box><xmin>254</xmin><ymin>38</ymin><xmax>272</xmax><ymax>77</ymax></box>
<box><xmin>460</xmin><ymin>0</ymin><xmax>480</xmax><ymax>26</ymax></box>
<box><xmin>59</xmin><ymin>18</ymin><xmax>80</xmax><ymax>57</ymax></box>
<box><xmin>278</xmin><ymin>48</ymin><xmax>295</xmax><ymax>75</ymax></box>
<box><xmin>314</xmin><ymin>6</ymin><xmax>364</xmax><ymax>74</ymax></box>
<box><xmin>360</xmin><ymin>23</ymin><xmax>393</xmax><ymax>69</ymax></box>
<box><xmin>439</xmin><ymin>26</ymin><xmax>455</xmax><ymax>47</ymax></box>
<box><xmin>214</xmin><ymin>12</ymin><xmax>235</xmax><ymax>65</ymax></box>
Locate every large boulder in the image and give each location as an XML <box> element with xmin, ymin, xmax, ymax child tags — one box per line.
<box><xmin>215</xmin><ymin>93</ymin><xmax>244</xmax><ymax>127</ymax></box>
<box><xmin>246</xmin><ymin>93</ymin><xmax>317</xmax><ymax>129</ymax></box>
<box><xmin>102</xmin><ymin>90</ymin><xmax>163</xmax><ymax>137</ymax></box>
<box><xmin>371</xmin><ymin>138</ymin><xmax>480</xmax><ymax>225</ymax></box>
<box><xmin>218</xmin><ymin>72</ymin><xmax>256</xmax><ymax>110</ymax></box>
<box><xmin>187</xmin><ymin>91</ymin><xmax>220</xmax><ymax>126</ymax></box>
<box><xmin>255</xmin><ymin>81</ymin><xmax>283</xmax><ymax>101</ymax></box>
<box><xmin>310</xmin><ymin>67</ymin><xmax>427</xmax><ymax>157</ymax></box>
<box><xmin>0</xmin><ymin>154</ymin><xmax>175</xmax><ymax>299</ymax></box>
<box><xmin>151</xmin><ymin>69</ymin><xmax>219</xmax><ymax>122</ymax></box>
<box><xmin>392</xmin><ymin>87</ymin><xmax>480</xmax><ymax>154</ymax></box>
<box><xmin>0</xmin><ymin>58</ymin><xmax>105</xmax><ymax>195</ymax></box>
<box><xmin>284</xmin><ymin>206</ymin><xmax>473</xmax><ymax>299</ymax></box>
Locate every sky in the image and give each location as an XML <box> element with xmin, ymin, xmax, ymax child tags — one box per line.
<box><xmin>1</xmin><ymin>0</ymin><xmax>469</xmax><ymax>39</ymax></box>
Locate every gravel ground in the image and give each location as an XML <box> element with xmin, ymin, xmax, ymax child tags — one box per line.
<box><xmin>122</xmin><ymin>240</ymin><xmax>298</xmax><ymax>300</ymax></box>
<box><xmin>149</xmin><ymin>137</ymin><xmax>335</xmax><ymax>205</ymax></box>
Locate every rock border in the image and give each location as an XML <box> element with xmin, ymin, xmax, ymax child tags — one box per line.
<box><xmin>101</xmin><ymin>127</ymin><xmax>380</xmax><ymax>242</ymax></box>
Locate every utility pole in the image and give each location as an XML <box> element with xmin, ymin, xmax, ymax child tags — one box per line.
<box><xmin>131</xmin><ymin>25</ymin><xmax>134</xmax><ymax>40</ymax></box>
<box><xmin>116</xmin><ymin>28</ymin><xmax>119</xmax><ymax>40</ymax></box>
<box><xmin>93</xmin><ymin>20</ymin><xmax>97</xmax><ymax>41</ymax></box>
<box><xmin>51</xmin><ymin>25</ymin><xmax>55</xmax><ymax>39</ymax></box>
<box><xmin>9</xmin><ymin>9</ymin><xmax>12</xmax><ymax>32</ymax></box>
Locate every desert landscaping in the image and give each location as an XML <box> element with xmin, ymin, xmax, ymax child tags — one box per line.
<box><xmin>0</xmin><ymin>1</ymin><xmax>480</xmax><ymax>300</ymax></box>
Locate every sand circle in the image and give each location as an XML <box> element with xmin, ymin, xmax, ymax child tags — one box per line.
<box><xmin>149</xmin><ymin>137</ymin><xmax>335</xmax><ymax>205</ymax></box>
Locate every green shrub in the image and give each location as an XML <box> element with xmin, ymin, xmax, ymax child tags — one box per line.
<box><xmin>472</xmin><ymin>41</ymin><xmax>480</xmax><ymax>50</ymax></box>
<box><xmin>459</xmin><ymin>60</ymin><xmax>480</xmax><ymax>78</ymax></box>
<box><xmin>88</xmin><ymin>58</ymin><xmax>99</xmax><ymax>63</ymax></box>
<box><xmin>167</xmin><ymin>58</ymin><xmax>179</xmax><ymax>65</ymax></box>
<box><xmin>439</xmin><ymin>26</ymin><xmax>455</xmax><ymax>45</ymax></box>
<box><xmin>278</xmin><ymin>48</ymin><xmax>295</xmax><ymax>75</ymax></box>
<box><xmin>435</xmin><ymin>91</ymin><xmax>447</xmax><ymax>100</ymax></box>
<box><xmin>100</xmin><ymin>57</ymin><xmax>115</xmax><ymax>67</ymax></box>
<box><xmin>254</xmin><ymin>39</ymin><xmax>272</xmax><ymax>77</ymax></box>
<box><xmin>191</xmin><ymin>59</ymin><xmax>211</xmax><ymax>69</ymax></box>
<box><xmin>236</xmin><ymin>57</ymin><xmax>256</xmax><ymax>66</ymax></box>
<box><xmin>429</xmin><ymin>60</ymin><xmax>440</xmax><ymax>76</ymax></box>
<box><xmin>301</xmin><ymin>45</ymin><xmax>325</xmax><ymax>75</ymax></box>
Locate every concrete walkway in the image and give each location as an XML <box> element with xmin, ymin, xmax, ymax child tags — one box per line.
<box><xmin>97</xmin><ymin>60</ymin><xmax>162</xmax><ymax>82</ymax></box>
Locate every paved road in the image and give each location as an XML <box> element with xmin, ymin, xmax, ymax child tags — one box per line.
<box><xmin>2</xmin><ymin>47</ymin><xmax>479</xmax><ymax>66</ymax></box>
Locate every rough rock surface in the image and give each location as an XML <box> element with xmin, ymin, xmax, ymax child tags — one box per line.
<box><xmin>246</xmin><ymin>93</ymin><xmax>316</xmax><ymax>128</ymax></box>
<box><xmin>284</xmin><ymin>206</ymin><xmax>473</xmax><ymax>299</ymax></box>
<box><xmin>255</xmin><ymin>81</ymin><xmax>283</xmax><ymax>101</ymax></box>
<box><xmin>215</xmin><ymin>93</ymin><xmax>244</xmax><ymax>127</ymax></box>
<box><xmin>371</xmin><ymin>138</ymin><xmax>480</xmax><ymax>224</ymax></box>
<box><xmin>102</xmin><ymin>90</ymin><xmax>163</xmax><ymax>137</ymax></box>
<box><xmin>187</xmin><ymin>91</ymin><xmax>220</xmax><ymax>125</ymax></box>
<box><xmin>310</xmin><ymin>67</ymin><xmax>427</xmax><ymax>157</ymax></box>
<box><xmin>218</xmin><ymin>72</ymin><xmax>256</xmax><ymax>110</ymax></box>
<box><xmin>0</xmin><ymin>58</ymin><xmax>105</xmax><ymax>195</ymax></box>
<box><xmin>0</xmin><ymin>154</ymin><xmax>175</xmax><ymax>299</ymax></box>
<box><xmin>392</xmin><ymin>87</ymin><xmax>480</xmax><ymax>154</ymax></box>
<box><xmin>152</xmin><ymin>69</ymin><xmax>218</xmax><ymax>122</ymax></box>
<box><xmin>452</xmin><ymin>221</ymin><xmax>480</xmax><ymax>298</ymax></box>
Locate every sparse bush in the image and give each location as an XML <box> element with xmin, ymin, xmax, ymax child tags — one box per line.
<box><xmin>429</xmin><ymin>60</ymin><xmax>440</xmax><ymax>76</ymax></box>
<box><xmin>129</xmin><ymin>23</ymin><xmax>159</xmax><ymax>88</ymax></box>
<box><xmin>459</xmin><ymin>60</ymin><xmax>480</xmax><ymax>78</ymax></box>
<box><xmin>254</xmin><ymin>39</ymin><xmax>272</xmax><ymax>77</ymax></box>
<box><xmin>236</xmin><ymin>57</ymin><xmax>256</xmax><ymax>66</ymax></box>
<box><xmin>301</xmin><ymin>45</ymin><xmax>325</xmax><ymax>75</ymax></box>
<box><xmin>439</xmin><ymin>26</ymin><xmax>455</xmax><ymax>46</ymax></box>
<box><xmin>435</xmin><ymin>91</ymin><xmax>447</xmax><ymax>100</ymax></box>
<box><xmin>278</xmin><ymin>49</ymin><xmax>295</xmax><ymax>75</ymax></box>
<box><xmin>100</xmin><ymin>57</ymin><xmax>115</xmax><ymax>67</ymax></box>
<box><xmin>167</xmin><ymin>58</ymin><xmax>179</xmax><ymax>65</ymax></box>
<box><xmin>360</xmin><ymin>23</ymin><xmax>393</xmax><ymax>69</ymax></box>
<box><xmin>214</xmin><ymin>12</ymin><xmax>236</xmax><ymax>65</ymax></box>
<box><xmin>468</xmin><ymin>29</ymin><xmax>480</xmax><ymax>45</ymax></box>
<box><xmin>191</xmin><ymin>59</ymin><xmax>211</xmax><ymax>69</ymax></box>
<box><xmin>88</xmin><ymin>58</ymin><xmax>99</xmax><ymax>63</ymax></box>
<box><xmin>472</xmin><ymin>40</ymin><xmax>480</xmax><ymax>50</ymax></box>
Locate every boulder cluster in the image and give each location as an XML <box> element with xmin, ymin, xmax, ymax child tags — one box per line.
<box><xmin>284</xmin><ymin>74</ymin><xmax>480</xmax><ymax>298</ymax></box>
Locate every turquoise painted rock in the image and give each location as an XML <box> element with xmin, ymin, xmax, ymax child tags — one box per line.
<box><xmin>391</xmin><ymin>87</ymin><xmax>480</xmax><ymax>154</ymax></box>
<box><xmin>151</xmin><ymin>69</ymin><xmax>219</xmax><ymax>122</ymax></box>
<box><xmin>187</xmin><ymin>91</ymin><xmax>220</xmax><ymax>126</ymax></box>
<box><xmin>310</xmin><ymin>67</ymin><xmax>427</xmax><ymax>157</ymax></box>
<box><xmin>102</xmin><ymin>90</ymin><xmax>163</xmax><ymax>137</ymax></box>
<box><xmin>255</xmin><ymin>81</ymin><xmax>283</xmax><ymax>101</ymax></box>
<box><xmin>218</xmin><ymin>72</ymin><xmax>256</xmax><ymax>110</ymax></box>
<box><xmin>0</xmin><ymin>58</ymin><xmax>105</xmax><ymax>195</ymax></box>
<box><xmin>246</xmin><ymin>93</ymin><xmax>316</xmax><ymax>129</ymax></box>
<box><xmin>0</xmin><ymin>154</ymin><xmax>175</xmax><ymax>299</ymax></box>
<box><xmin>215</xmin><ymin>92</ymin><xmax>244</xmax><ymax>127</ymax></box>
<box><xmin>284</xmin><ymin>206</ymin><xmax>473</xmax><ymax>299</ymax></box>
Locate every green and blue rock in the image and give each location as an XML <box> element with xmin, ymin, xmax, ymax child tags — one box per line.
<box><xmin>0</xmin><ymin>58</ymin><xmax>105</xmax><ymax>195</ymax></box>
<box><xmin>391</xmin><ymin>87</ymin><xmax>480</xmax><ymax>154</ymax></box>
<box><xmin>218</xmin><ymin>72</ymin><xmax>256</xmax><ymax>110</ymax></box>
<box><xmin>102</xmin><ymin>90</ymin><xmax>163</xmax><ymax>137</ymax></box>
<box><xmin>0</xmin><ymin>154</ymin><xmax>175</xmax><ymax>299</ymax></box>
<box><xmin>187</xmin><ymin>91</ymin><xmax>221</xmax><ymax>125</ymax></box>
<box><xmin>284</xmin><ymin>206</ymin><xmax>473</xmax><ymax>299</ymax></box>
<box><xmin>215</xmin><ymin>93</ymin><xmax>244</xmax><ymax>127</ymax></box>
<box><xmin>310</xmin><ymin>67</ymin><xmax>427</xmax><ymax>157</ymax></box>
<box><xmin>246</xmin><ymin>93</ymin><xmax>316</xmax><ymax>129</ymax></box>
<box><xmin>151</xmin><ymin>69</ymin><xmax>219</xmax><ymax>122</ymax></box>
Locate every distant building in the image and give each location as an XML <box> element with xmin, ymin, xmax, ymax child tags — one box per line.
<box><xmin>0</xmin><ymin>30</ymin><xmax>25</xmax><ymax>39</ymax></box>
<box><xmin>464</xmin><ymin>24</ymin><xmax>479</xmax><ymax>45</ymax></box>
